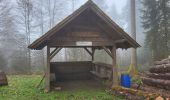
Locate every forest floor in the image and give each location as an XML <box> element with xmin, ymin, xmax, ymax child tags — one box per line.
<box><xmin>0</xmin><ymin>75</ymin><xmax>123</xmax><ymax>100</ymax></box>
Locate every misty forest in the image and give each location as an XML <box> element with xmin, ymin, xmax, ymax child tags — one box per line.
<box><xmin>0</xmin><ymin>0</ymin><xmax>170</xmax><ymax>100</ymax></box>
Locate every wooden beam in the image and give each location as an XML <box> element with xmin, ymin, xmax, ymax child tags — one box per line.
<box><xmin>50</xmin><ymin>47</ymin><xmax>58</xmax><ymax>56</ymax></box>
<box><xmin>111</xmin><ymin>45</ymin><xmax>119</xmax><ymax>86</ymax></box>
<box><xmin>102</xmin><ymin>46</ymin><xmax>113</xmax><ymax>59</ymax></box>
<box><xmin>50</xmin><ymin>48</ymin><xmax>62</xmax><ymax>60</ymax></box>
<box><xmin>45</xmin><ymin>46</ymin><xmax>50</xmax><ymax>92</ymax></box>
<box><xmin>84</xmin><ymin>47</ymin><xmax>92</xmax><ymax>56</ymax></box>
<box><xmin>115</xmin><ymin>39</ymin><xmax>126</xmax><ymax>43</ymax></box>
<box><xmin>49</xmin><ymin>41</ymin><xmax>114</xmax><ymax>47</ymax></box>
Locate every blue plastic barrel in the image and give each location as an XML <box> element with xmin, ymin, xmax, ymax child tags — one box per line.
<box><xmin>121</xmin><ymin>74</ymin><xmax>131</xmax><ymax>88</ymax></box>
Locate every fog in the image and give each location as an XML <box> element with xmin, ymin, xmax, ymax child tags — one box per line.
<box><xmin>0</xmin><ymin>0</ymin><xmax>169</xmax><ymax>74</ymax></box>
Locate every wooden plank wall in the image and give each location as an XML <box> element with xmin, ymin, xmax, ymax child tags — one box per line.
<box><xmin>50</xmin><ymin>61</ymin><xmax>93</xmax><ymax>81</ymax></box>
<box><xmin>48</xmin><ymin>10</ymin><xmax>117</xmax><ymax>47</ymax></box>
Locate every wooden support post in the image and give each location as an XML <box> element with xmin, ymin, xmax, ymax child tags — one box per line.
<box><xmin>111</xmin><ymin>45</ymin><xmax>119</xmax><ymax>86</ymax></box>
<box><xmin>92</xmin><ymin>48</ymin><xmax>95</xmax><ymax>61</ymax></box>
<box><xmin>45</xmin><ymin>46</ymin><xmax>50</xmax><ymax>92</ymax></box>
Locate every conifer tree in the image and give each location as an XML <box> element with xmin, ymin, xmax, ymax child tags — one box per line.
<box><xmin>141</xmin><ymin>0</ymin><xmax>170</xmax><ymax>60</ymax></box>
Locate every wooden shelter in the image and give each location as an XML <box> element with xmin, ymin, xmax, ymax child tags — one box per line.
<box><xmin>28</xmin><ymin>0</ymin><xmax>140</xmax><ymax>91</ymax></box>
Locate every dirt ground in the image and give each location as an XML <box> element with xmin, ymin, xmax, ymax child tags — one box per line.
<box><xmin>51</xmin><ymin>79</ymin><xmax>106</xmax><ymax>91</ymax></box>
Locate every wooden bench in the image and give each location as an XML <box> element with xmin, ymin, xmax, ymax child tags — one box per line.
<box><xmin>90</xmin><ymin>62</ymin><xmax>112</xmax><ymax>80</ymax></box>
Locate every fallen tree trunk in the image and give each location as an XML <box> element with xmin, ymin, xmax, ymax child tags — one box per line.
<box><xmin>146</xmin><ymin>73</ymin><xmax>170</xmax><ymax>80</ymax></box>
<box><xmin>149</xmin><ymin>64</ymin><xmax>170</xmax><ymax>73</ymax></box>
<box><xmin>142</xmin><ymin>77</ymin><xmax>170</xmax><ymax>90</ymax></box>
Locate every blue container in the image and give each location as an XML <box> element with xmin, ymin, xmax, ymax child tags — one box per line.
<box><xmin>121</xmin><ymin>74</ymin><xmax>131</xmax><ymax>88</ymax></box>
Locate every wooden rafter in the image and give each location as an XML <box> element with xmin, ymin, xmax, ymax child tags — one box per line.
<box><xmin>102</xmin><ymin>46</ymin><xmax>113</xmax><ymax>59</ymax></box>
<box><xmin>50</xmin><ymin>48</ymin><xmax>62</xmax><ymax>60</ymax></box>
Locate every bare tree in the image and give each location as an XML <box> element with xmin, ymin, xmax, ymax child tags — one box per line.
<box><xmin>130</xmin><ymin>0</ymin><xmax>137</xmax><ymax>75</ymax></box>
<box><xmin>32</xmin><ymin>0</ymin><xmax>47</xmax><ymax>71</ymax></box>
<box><xmin>16</xmin><ymin>0</ymin><xmax>33</xmax><ymax>73</ymax></box>
<box><xmin>0</xmin><ymin>0</ymin><xmax>21</xmax><ymax>72</ymax></box>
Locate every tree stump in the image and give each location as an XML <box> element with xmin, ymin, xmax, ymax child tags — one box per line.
<box><xmin>0</xmin><ymin>70</ymin><xmax>8</xmax><ymax>86</ymax></box>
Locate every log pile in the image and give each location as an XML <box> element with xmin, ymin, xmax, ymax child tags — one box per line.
<box><xmin>149</xmin><ymin>64</ymin><xmax>170</xmax><ymax>73</ymax></box>
<box><xmin>142</xmin><ymin>57</ymin><xmax>170</xmax><ymax>90</ymax></box>
<box><xmin>142</xmin><ymin>77</ymin><xmax>170</xmax><ymax>90</ymax></box>
<box><xmin>146</xmin><ymin>73</ymin><xmax>170</xmax><ymax>80</ymax></box>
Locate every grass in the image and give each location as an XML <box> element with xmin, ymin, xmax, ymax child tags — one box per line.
<box><xmin>0</xmin><ymin>75</ymin><xmax>123</xmax><ymax>100</ymax></box>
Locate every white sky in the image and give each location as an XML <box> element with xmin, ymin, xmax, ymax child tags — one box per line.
<box><xmin>107</xmin><ymin>0</ymin><xmax>127</xmax><ymax>14</ymax></box>
<box><xmin>74</xmin><ymin>0</ymin><xmax>127</xmax><ymax>14</ymax></box>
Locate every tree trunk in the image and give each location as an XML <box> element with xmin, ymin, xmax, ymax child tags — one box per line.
<box><xmin>130</xmin><ymin>0</ymin><xmax>137</xmax><ymax>75</ymax></box>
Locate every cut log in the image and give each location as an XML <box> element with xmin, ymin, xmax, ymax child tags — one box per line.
<box><xmin>149</xmin><ymin>64</ymin><xmax>170</xmax><ymax>73</ymax></box>
<box><xmin>0</xmin><ymin>71</ymin><xmax>8</xmax><ymax>86</ymax></box>
<box><xmin>139</xmin><ymin>85</ymin><xmax>170</xmax><ymax>98</ymax></box>
<box><xmin>142</xmin><ymin>77</ymin><xmax>170</xmax><ymax>90</ymax></box>
<box><xmin>146</xmin><ymin>73</ymin><xmax>170</xmax><ymax>80</ymax></box>
<box><xmin>154</xmin><ymin>59</ymin><xmax>170</xmax><ymax>65</ymax></box>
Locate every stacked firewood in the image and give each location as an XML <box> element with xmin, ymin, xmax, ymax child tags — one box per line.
<box><xmin>142</xmin><ymin>57</ymin><xmax>170</xmax><ymax>90</ymax></box>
